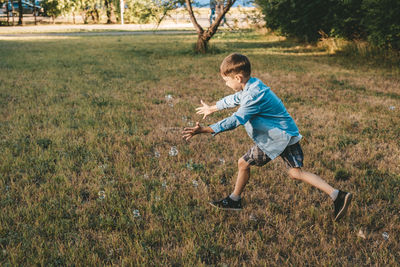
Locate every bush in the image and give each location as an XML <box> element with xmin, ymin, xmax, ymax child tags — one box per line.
<box><xmin>362</xmin><ymin>0</ymin><xmax>400</xmax><ymax>50</ymax></box>
<box><xmin>255</xmin><ymin>0</ymin><xmax>339</xmax><ymax>42</ymax></box>
<box><xmin>256</xmin><ymin>0</ymin><xmax>400</xmax><ymax>49</ymax></box>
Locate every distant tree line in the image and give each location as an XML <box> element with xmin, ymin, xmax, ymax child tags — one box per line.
<box><xmin>0</xmin><ymin>0</ymin><xmax>180</xmax><ymax>24</ymax></box>
<box><xmin>255</xmin><ymin>0</ymin><xmax>400</xmax><ymax>50</ymax></box>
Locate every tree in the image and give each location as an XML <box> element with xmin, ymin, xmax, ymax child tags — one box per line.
<box><xmin>117</xmin><ymin>0</ymin><xmax>178</xmax><ymax>25</ymax></box>
<box><xmin>185</xmin><ymin>0</ymin><xmax>236</xmax><ymax>53</ymax></box>
<box><xmin>123</xmin><ymin>0</ymin><xmax>160</xmax><ymax>23</ymax></box>
<box><xmin>31</xmin><ymin>0</ymin><xmax>38</xmax><ymax>25</ymax></box>
<box><xmin>42</xmin><ymin>0</ymin><xmax>63</xmax><ymax>22</ymax></box>
<box><xmin>104</xmin><ymin>0</ymin><xmax>116</xmax><ymax>23</ymax></box>
<box><xmin>5</xmin><ymin>0</ymin><xmax>11</xmax><ymax>25</ymax></box>
<box><xmin>18</xmin><ymin>0</ymin><xmax>23</xmax><ymax>25</ymax></box>
<box><xmin>67</xmin><ymin>0</ymin><xmax>82</xmax><ymax>24</ymax></box>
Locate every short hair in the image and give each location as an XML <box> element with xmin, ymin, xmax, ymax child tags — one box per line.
<box><xmin>220</xmin><ymin>53</ymin><xmax>251</xmax><ymax>78</ymax></box>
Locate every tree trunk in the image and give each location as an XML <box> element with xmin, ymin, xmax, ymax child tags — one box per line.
<box><xmin>18</xmin><ymin>0</ymin><xmax>23</xmax><ymax>25</ymax></box>
<box><xmin>185</xmin><ymin>0</ymin><xmax>236</xmax><ymax>53</ymax></box>
<box><xmin>94</xmin><ymin>8</ymin><xmax>99</xmax><ymax>23</ymax></box>
<box><xmin>11</xmin><ymin>0</ymin><xmax>15</xmax><ymax>26</ymax></box>
<box><xmin>6</xmin><ymin>0</ymin><xmax>10</xmax><ymax>26</ymax></box>
<box><xmin>105</xmin><ymin>0</ymin><xmax>116</xmax><ymax>24</ymax></box>
<box><xmin>196</xmin><ymin>35</ymin><xmax>208</xmax><ymax>54</ymax></box>
<box><xmin>32</xmin><ymin>0</ymin><xmax>37</xmax><ymax>25</ymax></box>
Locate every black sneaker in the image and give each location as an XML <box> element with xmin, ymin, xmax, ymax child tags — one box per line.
<box><xmin>209</xmin><ymin>196</ymin><xmax>242</xmax><ymax>210</ymax></box>
<box><xmin>334</xmin><ymin>190</ymin><xmax>352</xmax><ymax>221</ymax></box>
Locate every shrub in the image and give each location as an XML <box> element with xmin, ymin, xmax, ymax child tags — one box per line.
<box><xmin>255</xmin><ymin>0</ymin><xmax>400</xmax><ymax>49</ymax></box>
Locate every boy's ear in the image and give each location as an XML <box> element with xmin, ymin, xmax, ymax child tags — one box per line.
<box><xmin>234</xmin><ymin>74</ymin><xmax>243</xmax><ymax>83</ymax></box>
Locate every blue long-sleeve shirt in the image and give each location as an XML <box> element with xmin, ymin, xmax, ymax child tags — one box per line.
<box><xmin>209</xmin><ymin>77</ymin><xmax>302</xmax><ymax>159</ymax></box>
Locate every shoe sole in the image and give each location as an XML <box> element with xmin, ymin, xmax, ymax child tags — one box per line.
<box><xmin>209</xmin><ymin>202</ymin><xmax>242</xmax><ymax>211</ymax></box>
<box><xmin>334</xmin><ymin>193</ymin><xmax>352</xmax><ymax>222</ymax></box>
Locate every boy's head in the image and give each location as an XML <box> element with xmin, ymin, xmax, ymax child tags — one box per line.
<box><xmin>220</xmin><ymin>53</ymin><xmax>251</xmax><ymax>91</ymax></box>
<box><xmin>220</xmin><ymin>53</ymin><xmax>251</xmax><ymax>78</ymax></box>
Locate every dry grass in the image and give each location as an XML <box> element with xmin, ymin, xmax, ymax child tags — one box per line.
<box><xmin>0</xmin><ymin>30</ymin><xmax>399</xmax><ymax>265</ymax></box>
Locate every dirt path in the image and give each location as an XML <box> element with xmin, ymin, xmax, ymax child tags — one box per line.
<box><xmin>0</xmin><ymin>23</ymin><xmax>200</xmax><ymax>35</ymax></box>
<box><xmin>0</xmin><ymin>29</ymin><xmax>197</xmax><ymax>37</ymax></box>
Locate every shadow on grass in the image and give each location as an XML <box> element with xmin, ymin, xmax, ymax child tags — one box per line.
<box><xmin>224</xmin><ymin>40</ymin><xmax>298</xmax><ymax>50</ymax></box>
<box><xmin>130</xmin><ymin>38</ymin><xmax>315</xmax><ymax>57</ymax></box>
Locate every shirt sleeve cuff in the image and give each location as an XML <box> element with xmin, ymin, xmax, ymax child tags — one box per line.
<box><xmin>209</xmin><ymin>123</ymin><xmax>222</xmax><ymax>136</ymax></box>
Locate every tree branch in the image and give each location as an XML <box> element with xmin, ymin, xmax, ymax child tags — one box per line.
<box><xmin>206</xmin><ymin>0</ymin><xmax>236</xmax><ymax>39</ymax></box>
<box><xmin>184</xmin><ymin>0</ymin><xmax>204</xmax><ymax>35</ymax></box>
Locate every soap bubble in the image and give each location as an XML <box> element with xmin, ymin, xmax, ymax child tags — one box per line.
<box><xmin>132</xmin><ymin>209</ymin><xmax>141</xmax><ymax>218</ymax></box>
<box><xmin>98</xmin><ymin>191</ymin><xmax>106</xmax><ymax>200</ymax></box>
<box><xmin>249</xmin><ymin>214</ymin><xmax>257</xmax><ymax>221</ymax></box>
<box><xmin>169</xmin><ymin>146</ymin><xmax>178</xmax><ymax>156</ymax></box>
<box><xmin>382</xmin><ymin>232</ymin><xmax>389</xmax><ymax>240</ymax></box>
<box><xmin>186</xmin><ymin>160</ymin><xmax>194</xmax><ymax>170</ymax></box>
<box><xmin>98</xmin><ymin>164</ymin><xmax>107</xmax><ymax>171</ymax></box>
<box><xmin>108</xmin><ymin>249</ymin><xmax>114</xmax><ymax>257</ymax></box>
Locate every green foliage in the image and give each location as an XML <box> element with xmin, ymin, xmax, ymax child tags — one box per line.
<box><xmin>256</xmin><ymin>0</ymin><xmax>400</xmax><ymax>49</ymax></box>
<box><xmin>41</xmin><ymin>0</ymin><xmax>63</xmax><ymax>19</ymax></box>
<box><xmin>362</xmin><ymin>0</ymin><xmax>400</xmax><ymax>50</ymax></box>
<box><xmin>255</xmin><ymin>0</ymin><xmax>339</xmax><ymax>42</ymax></box>
<box><xmin>113</xmin><ymin>0</ymin><xmax>182</xmax><ymax>24</ymax></box>
<box><xmin>123</xmin><ymin>0</ymin><xmax>160</xmax><ymax>24</ymax></box>
<box><xmin>36</xmin><ymin>0</ymin><xmax>183</xmax><ymax>24</ymax></box>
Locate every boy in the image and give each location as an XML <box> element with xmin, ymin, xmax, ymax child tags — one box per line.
<box><xmin>182</xmin><ymin>53</ymin><xmax>352</xmax><ymax>221</ymax></box>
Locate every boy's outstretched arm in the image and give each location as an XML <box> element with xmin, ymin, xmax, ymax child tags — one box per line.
<box><xmin>196</xmin><ymin>100</ymin><xmax>219</xmax><ymax>119</ymax></box>
<box><xmin>182</xmin><ymin>122</ymin><xmax>214</xmax><ymax>141</ymax></box>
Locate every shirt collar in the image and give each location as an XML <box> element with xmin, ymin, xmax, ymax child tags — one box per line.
<box><xmin>243</xmin><ymin>77</ymin><xmax>256</xmax><ymax>92</ymax></box>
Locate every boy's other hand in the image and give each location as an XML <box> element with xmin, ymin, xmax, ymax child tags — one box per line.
<box><xmin>196</xmin><ymin>100</ymin><xmax>217</xmax><ymax>119</ymax></box>
<box><xmin>182</xmin><ymin>122</ymin><xmax>202</xmax><ymax>141</ymax></box>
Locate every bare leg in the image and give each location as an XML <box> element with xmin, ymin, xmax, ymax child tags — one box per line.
<box><xmin>288</xmin><ymin>168</ymin><xmax>335</xmax><ymax>196</ymax></box>
<box><xmin>232</xmin><ymin>158</ymin><xmax>251</xmax><ymax>196</ymax></box>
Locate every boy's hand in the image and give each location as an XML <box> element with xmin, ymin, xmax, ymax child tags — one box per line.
<box><xmin>182</xmin><ymin>122</ymin><xmax>203</xmax><ymax>141</ymax></box>
<box><xmin>182</xmin><ymin>122</ymin><xmax>214</xmax><ymax>141</ymax></box>
<box><xmin>196</xmin><ymin>100</ymin><xmax>218</xmax><ymax>119</ymax></box>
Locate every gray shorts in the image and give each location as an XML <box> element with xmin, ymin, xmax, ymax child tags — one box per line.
<box><xmin>242</xmin><ymin>142</ymin><xmax>304</xmax><ymax>168</ymax></box>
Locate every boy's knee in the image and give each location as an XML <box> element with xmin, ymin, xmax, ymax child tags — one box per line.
<box><xmin>288</xmin><ymin>167</ymin><xmax>302</xmax><ymax>180</ymax></box>
<box><xmin>238</xmin><ymin>158</ymin><xmax>250</xmax><ymax>170</ymax></box>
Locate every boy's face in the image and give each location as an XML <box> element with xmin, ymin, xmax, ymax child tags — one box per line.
<box><xmin>222</xmin><ymin>74</ymin><xmax>243</xmax><ymax>92</ymax></box>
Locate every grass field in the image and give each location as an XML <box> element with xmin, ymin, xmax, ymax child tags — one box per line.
<box><xmin>0</xmin><ymin>30</ymin><xmax>399</xmax><ymax>265</ymax></box>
